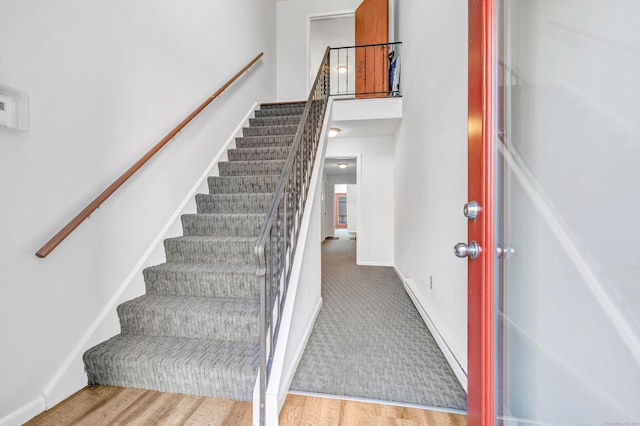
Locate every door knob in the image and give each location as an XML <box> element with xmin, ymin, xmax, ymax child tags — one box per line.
<box><xmin>463</xmin><ymin>201</ymin><xmax>481</xmax><ymax>220</ymax></box>
<box><xmin>454</xmin><ymin>241</ymin><xmax>481</xmax><ymax>260</ymax></box>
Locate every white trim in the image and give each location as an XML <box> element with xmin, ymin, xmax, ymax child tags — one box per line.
<box><xmin>287</xmin><ymin>390</ymin><xmax>467</xmax><ymax>416</ymax></box>
<box><xmin>0</xmin><ymin>396</ymin><xmax>45</xmax><ymax>426</ymax></box>
<box><xmin>395</xmin><ymin>266</ymin><xmax>468</xmax><ymax>392</ymax></box>
<box><xmin>40</xmin><ymin>102</ymin><xmax>258</xmax><ymax>409</ymax></box>
<box><xmin>306</xmin><ymin>10</ymin><xmax>356</xmax><ymax>92</ymax></box>
<box><xmin>325</xmin><ymin>153</ymin><xmax>362</xmax><ymax>264</ymax></box>
<box><xmin>278</xmin><ymin>298</ymin><xmax>323</xmax><ymax>402</ymax></box>
<box><xmin>358</xmin><ymin>261</ymin><xmax>394</xmax><ymax>267</ymax></box>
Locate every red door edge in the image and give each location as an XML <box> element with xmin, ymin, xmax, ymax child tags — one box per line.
<box><xmin>468</xmin><ymin>0</ymin><xmax>496</xmax><ymax>425</ymax></box>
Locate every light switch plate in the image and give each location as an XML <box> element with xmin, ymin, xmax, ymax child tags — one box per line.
<box><xmin>0</xmin><ymin>85</ymin><xmax>29</xmax><ymax>132</ymax></box>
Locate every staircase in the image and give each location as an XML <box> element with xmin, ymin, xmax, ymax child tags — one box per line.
<box><xmin>83</xmin><ymin>101</ymin><xmax>305</xmax><ymax>402</ymax></box>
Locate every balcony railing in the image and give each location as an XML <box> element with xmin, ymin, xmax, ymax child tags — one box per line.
<box><xmin>329</xmin><ymin>42</ymin><xmax>402</xmax><ymax>97</ymax></box>
<box><xmin>255</xmin><ymin>47</ymin><xmax>330</xmax><ymax>425</ymax></box>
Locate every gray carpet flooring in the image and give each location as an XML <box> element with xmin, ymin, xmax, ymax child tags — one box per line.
<box><xmin>290</xmin><ymin>230</ymin><xmax>468</xmax><ymax>411</ymax></box>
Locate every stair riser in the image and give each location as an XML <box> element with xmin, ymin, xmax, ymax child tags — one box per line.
<box><xmin>118</xmin><ymin>302</ymin><xmax>259</xmax><ymax>342</ymax></box>
<box><xmin>227</xmin><ymin>147</ymin><xmax>290</xmax><ymax>161</ymax></box>
<box><xmin>85</xmin><ymin>366</ymin><xmax>256</xmax><ymax>401</ymax></box>
<box><xmin>144</xmin><ymin>268</ymin><xmax>259</xmax><ymax>299</ymax></box>
<box><xmin>208</xmin><ymin>176</ymin><xmax>279</xmax><ymax>194</ymax></box>
<box><xmin>254</xmin><ymin>107</ymin><xmax>305</xmax><ymax>117</ymax></box>
<box><xmin>218</xmin><ymin>161</ymin><xmax>285</xmax><ymax>177</ymax></box>
<box><xmin>258</xmin><ymin>102</ymin><xmax>305</xmax><ymax>110</ymax></box>
<box><xmin>249</xmin><ymin>116</ymin><xmax>301</xmax><ymax>127</ymax></box>
<box><xmin>235</xmin><ymin>136</ymin><xmax>294</xmax><ymax>149</ymax></box>
<box><xmin>164</xmin><ymin>239</ymin><xmax>256</xmax><ymax>264</ymax></box>
<box><xmin>196</xmin><ymin>193</ymin><xmax>274</xmax><ymax>214</ymax></box>
<box><xmin>242</xmin><ymin>125</ymin><xmax>298</xmax><ymax>137</ymax></box>
<box><xmin>182</xmin><ymin>214</ymin><xmax>265</xmax><ymax>237</ymax></box>
<box><xmin>83</xmin><ymin>336</ymin><xmax>258</xmax><ymax>401</ymax></box>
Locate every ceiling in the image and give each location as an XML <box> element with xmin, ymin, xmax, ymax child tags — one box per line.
<box><xmin>322</xmin><ymin>115</ymin><xmax>400</xmax><ymax>177</ymax></box>
<box><xmin>329</xmin><ymin>117</ymin><xmax>400</xmax><ymax>138</ymax></box>
<box><xmin>324</xmin><ymin>156</ymin><xmax>357</xmax><ymax>177</ymax></box>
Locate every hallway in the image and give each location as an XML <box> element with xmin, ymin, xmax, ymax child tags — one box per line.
<box><xmin>289</xmin><ymin>230</ymin><xmax>467</xmax><ymax>412</ymax></box>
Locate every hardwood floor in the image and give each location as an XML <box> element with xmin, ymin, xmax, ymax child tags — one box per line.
<box><xmin>25</xmin><ymin>387</ymin><xmax>467</xmax><ymax>425</ymax></box>
<box><xmin>280</xmin><ymin>394</ymin><xmax>467</xmax><ymax>426</ymax></box>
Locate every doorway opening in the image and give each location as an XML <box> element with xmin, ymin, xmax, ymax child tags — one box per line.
<box><xmin>322</xmin><ymin>155</ymin><xmax>360</xmax><ymax>261</ymax></box>
<box><xmin>308</xmin><ymin>13</ymin><xmax>355</xmax><ymax>92</ymax></box>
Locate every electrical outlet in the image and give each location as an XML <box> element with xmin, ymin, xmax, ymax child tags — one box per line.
<box><xmin>430</xmin><ymin>276</ymin><xmax>433</xmax><ymax>290</ymax></box>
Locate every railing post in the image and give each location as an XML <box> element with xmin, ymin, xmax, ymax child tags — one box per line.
<box><xmin>328</xmin><ymin>42</ymin><xmax>401</xmax><ymax>97</ymax></box>
<box><xmin>255</xmin><ymin>46</ymin><xmax>331</xmax><ymax>426</ymax></box>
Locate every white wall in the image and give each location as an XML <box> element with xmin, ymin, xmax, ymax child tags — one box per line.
<box><xmin>334</xmin><ymin>183</ymin><xmax>348</xmax><ymax>193</ymax></box>
<box><xmin>0</xmin><ymin>0</ymin><xmax>276</xmax><ymax>422</ymax></box>
<box><xmin>277</xmin><ymin>0</ymin><xmax>361</xmax><ymax>101</ymax></box>
<box><xmin>327</xmin><ymin>136</ymin><xmax>394</xmax><ymax>266</ymax></box>
<box><xmin>393</xmin><ymin>0</ymin><xmax>469</xmax><ymax>376</ymax></box>
<box><xmin>321</xmin><ymin>173</ymin><xmax>329</xmax><ymax>239</ymax></box>
<box><xmin>346</xmin><ymin>184</ymin><xmax>357</xmax><ymax>232</ymax></box>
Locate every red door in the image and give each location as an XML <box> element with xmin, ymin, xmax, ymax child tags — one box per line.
<box><xmin>466</xmin><ymin>1</ymin><xmax>640</xmax><ymax>424</ymax></box>
<box><xmin>467</xmin><ymin>0</ymin><xmax>496</xmax><ymax>424</ymax></box>
<box><xmin>355</xmin><ymin>0</ymin><xmax>388</xmax><ymax>97</ymax></box>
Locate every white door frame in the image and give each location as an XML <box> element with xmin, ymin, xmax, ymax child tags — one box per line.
<box><xmin>324</xmin><ymin>152</ymin><xmax>362</xmax><ymax>265</ymax></box>
<box><xmin>306</xmin><ymin>11</ymin><xmax>356</xmax><ymax>93</ymax></box>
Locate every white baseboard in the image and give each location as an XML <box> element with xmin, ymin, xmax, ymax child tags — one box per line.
<box><xmin>277</xmin><ymin>297</ymin><xmax>323</xmax><ymax>406</ymax></box>
<box><xmin>0</xmin><ymin>397</ymin><xmax>45</xmax><ymax>426</ymax></box>
<box><xmin>394</xmin><ymin>266</ymin><xmax>468</xmax><ymax>392</ymax></box>
<box><xmin>39</xmin><ymin>102</ymin><xmax>259</xmax><ymax>411</ymax></box>
<box><xmin>358</xmin><ymin>260</ymin><xmax>394</xmax><ymax>267</ymax></box>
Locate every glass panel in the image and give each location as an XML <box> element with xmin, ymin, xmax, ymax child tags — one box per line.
<box><xmin>338</xmin><ymin>196</ymin><xmax>348</xmax><ymax>224</ymax></box>
<box><xmin>496</xmin><ymin>1</ymin><xmax>640</xmax><ymax>424</ymax></box>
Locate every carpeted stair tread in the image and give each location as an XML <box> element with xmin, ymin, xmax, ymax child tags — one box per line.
<box><xmin>227</xmin><ymin>146</ymin><xmax>290</xmax><ymax>162</ymax></box>
<box><xmin>164</xmin><ymin>236</ymin><xmax>257</xmax><ymax>265</ymax></box>
<box><xmin>218</xmin><ymin>160</ymin><xmax>286</xmax><ymax>177</ymax></box>
<box><xmin>83</xmin><ymin>334</ymin><xmax>258</xmax><ymax>401</ymax></box>
<box><xmin>254</xmin><ymin>106</ymin><xmax>305</xmax><ymax>118</ymax></box>
<box><xmin>249</xmin><ymin>115</ymin><xmax>302</xmax><ymax>127</ymax></box>
<box><xmin>235</xmin><ymin>135</ymin><xmax>295</xmax><ymax>149</ymax></box>
<box><xmin>118</xmin><ymin>295</ymin><xmax>259</xmax><ymax>342</ymax></box>
<box><xmin>144</xmin><ymin>262</ymin><xmax>259</xmax><ymax>299</ymax></box>
<box><xmin>182</xmin><ymin>213</ymin><xmax>266</xmax><ymax>237</ymax></box>
<box><xmin>242</xmin><ymin>124</ymin><xmax>299</xmax><ymax>137</ymax></box>
<box><xmin>196</xmin><ymin>193</ymin><xmax>274</xmax><ymax>214</ymax></box>
<box><xmin>208</xmin><ymin>175</ymin><xmax>280</xmax><ymax>194</ymax></box>
<box><xmin>83</xmin><ymin>101</ymin><xmax>304</xmax><ymax>402</ymax></box>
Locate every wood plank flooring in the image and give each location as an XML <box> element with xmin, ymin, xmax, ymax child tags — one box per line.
<box><xmin>25</xmin><ymin>387</ymin><xmax>467</xmax><ymax>425</ymax></box>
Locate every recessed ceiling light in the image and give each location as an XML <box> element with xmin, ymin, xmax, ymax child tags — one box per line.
<box><xmin>337</xmin><ymin>65</ymin><xmax>348</xmax><ymax>74</ymax></box>
<box><xmin>337</xmin><ymin>162</ymin><xmax>349</xmax><ymax>169</ymax></box>
<box><xmin>328</xmin><ymin>127</ymin><xmax>341</xmax><ymax>138</ymax></box>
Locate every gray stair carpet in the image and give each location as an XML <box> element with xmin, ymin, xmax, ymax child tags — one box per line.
<box><xmin>83</xmin><ymin>101</ymin><xmax>305</xmax><ymax>402</ymax></box>
<box><xmin>290</xmin><ymin>230</ymin><xmax>468</xmax><ymax>412</ymax></box>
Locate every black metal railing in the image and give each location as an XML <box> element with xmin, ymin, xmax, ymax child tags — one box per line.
<box><xmin>254</xmin><ymin>47</ymin><xmax>330</xmax><ymax>425</ymax></box>
<box><xmin>329</xmin><ymin>42</ymin><xmax>402</xmax><ymax>97</ymax></box>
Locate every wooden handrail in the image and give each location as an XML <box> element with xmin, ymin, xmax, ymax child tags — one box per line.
<box><xmin>36</xmin><ymin>52</ymin><xmax>264</xmax><ymax>258</ymax></box>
